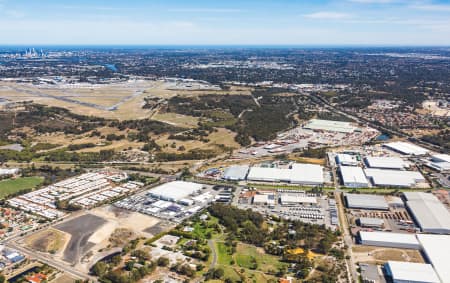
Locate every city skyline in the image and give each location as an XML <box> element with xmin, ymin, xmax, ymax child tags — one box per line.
<box><xmin>0</xmin><ymin>0</ymin><xmax>450</xmax><ymax>45</ymax></box>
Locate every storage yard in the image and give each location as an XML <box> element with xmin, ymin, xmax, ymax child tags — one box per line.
<box><xmin>238</xmin><ymin>189</ymin><xmax>338</xmax><ymax>229</ymax></box>
<box><xmin>7</xmin><ymin>171</ymin><xmax>143</xmax><ymax>219</ymax></box>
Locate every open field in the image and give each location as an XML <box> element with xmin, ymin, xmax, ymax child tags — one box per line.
<box><xmin>352</xmin><ymin>245</ymin><xmax>424</xmax><ymax>264</ymax></box>
<box><xmin>25</xmin><ymin>228</ymin><xmax>69</xmax><ymax>254</ymax></box>
<box><xmin>152</xmin><ymin>112</ymin><xmax>200</xmax><ymax>128</ymax></box>
<box><xmin>0</xmin><ymin>176</ymin><xmax>44</xmax><ymax>198</ymax></box>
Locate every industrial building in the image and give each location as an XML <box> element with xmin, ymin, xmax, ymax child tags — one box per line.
<box><xmin>335</xmin><ymin>153</ymin><xmax>359</xmax><ymax>166</ymax></box>
<box><xmin>358</xmin><ymin>231</ymin><xmax>420</xmax><ymax>250</ymax></box>
<box><xmin>279</xmin><ymin>194</ymin><xmax>317</xmax><ymax>206</ymax></box>
<box><xmin>304</xmin><ymin>119</ymin><xmax>357</xmax><ymax>133</ymax></box>
<box><xmin>339</xmin><ymin>165</ymin><xmax>369</xmax><ymax>188</ymax></box>
<box><xmin>247</xmin><ymin>163</ymin><xmax>324</xmax><ymax>185</ymax></box>
<box><xmin>364</xmin><ymin>156</ymin><xmax>408</xmax><ymax>170</ymax></box>
<box><xmin>427</xmin><ymin>154</ymin><xmax>450</xmax><ymax>172</ymax></box>
<box><xmin>252</xmin><ymin>194</ymin><xmax>276</xmax><ymax>206</ymax></box>
<box><xmin>403</xmin><ymin>192</ymin><xmax>450</xmax><ymax>234</ymax></box>
<box><xmin>384</xmin><ymin>141</ymin><xmax>429</xmax><ymax>155</ymax></box>
<box><xmin>358</xmin><ymin>217</ymin><xmax>384</xmax><ymax>228</ymax></box>
<box><xmin>364</xmin><ymin>168</ymin><xmax>426</xmax><ymax>187</ymax></box>
<box><xmin>148</xmin><ymin>181</ymin><xmax>203</xmax><ymax>202</ymax></box>
<box><xmin>431</xmin><ymin>154</ymin><xmax>450</xmax><ymax>163</ymax></box>
<box><xmin>0</xmin><ymin>168</ymin><xmax>20</xmax><ymax>176</ymax></box>
<box><xmin>223</xmin><ymin>165</ymin><xmax>250</xmax><ymax>181</ymax></box>
<box><xmin>345</xmin><ymin>193</ymin><xmax>389</xmax><ymax>210</ymax></box>
<box><xmin>417</xmin><ymin>234</ymin><xmax>450</xmax><ymax>283</ymax></box>
<box><xmin>384</xmin><ymin>261</ymin><xmax>440</xmax><ymax>283</ymax></box>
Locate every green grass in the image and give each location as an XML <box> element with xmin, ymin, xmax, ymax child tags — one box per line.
<box><xmin>0</xmin><ymin>176</ymin><xmax>44</xmax><ymax>199</ymax></box>
<box><xmin>216</xmin><ymin>242</ymin><xmax>233</xmax><ymax>265</ymax></box>
<box><xmin>235</xmin><ymin>243</ymin><xmax>286</xmax><ymax>273</ymax></box>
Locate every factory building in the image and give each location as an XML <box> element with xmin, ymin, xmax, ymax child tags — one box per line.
<box><xmin>279</xmin><ymin>194</ymin><xmax>317</xmax><ymax>206</ymax></box>
<box><xmin>223</xmin><ymin>165</ymin><xmax>250</xmax><ymax>181</ymax></box>
<box><xmin>358</xmin><ymin>217</ymin><xmax>384</xmax><ymax>229</ymax></box>
<box><xmin>364</xmin><ymin>156</ymin><xmax>408</xmax><ymax>170</ymax></box>
<box><xmin>339</xmin><ymin>165</ymin><xmax>369</xmax><ymax>188</ymax></box>
<box><xmin>247</xmin><ymin>163</ymin><xmax>324</xmax><ymax>185</ymax></box>
<box><xmin>384</xmin><ymin>141</ymin><xmax>429</xmax><ymax>156</ymax></box>
<box><xmin>345</xmin><ymin>193</ymin><xmax>389</xmax><ymax>210</ymax></box>
<box><xmin>252</xmin><ymin>194</ymin><xmax>276</xmax><ymax>206</ymax></box>
<box><xmin>384</xmin><ymin>261</ymin><xmax>440</xmax><ymax>283</ymax></box>
<box><xmin>148</xmin><ymin>181</ymin><xmax>203</xmax><ymax>202</ymax></box>
<box><xmin>417</xmin><ymin>234</ymin><xmax>450</xmax><ymax>283</ymax></box>
<box><xmin>304</xmin><ymin>119</ymin><xmax>357</xmax><ymax>133</ymax></box>
<box><xmin>364</xmin><ymin>169</ymin><xmax>426</xmax><ymax>188</ymax></box>
<box><xmin>335</xmin><ymin>153</ymin><xmax>359</xmax><ymax>166</ymax></box>
<box><xmin>358</xmin><ymin>231</ymin><xmax>421</xmax><ymax>250</ymax></box>
<box><xmin>403</xmin><ymin>192</ymin><xmax>450</xmax><ymax>234</ymax></box>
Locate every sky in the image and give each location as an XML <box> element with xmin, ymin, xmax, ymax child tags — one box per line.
<box><xmin>0</xmin><ymin>0</ymin><xmax>450</xmax><ymax>46</ymax></box>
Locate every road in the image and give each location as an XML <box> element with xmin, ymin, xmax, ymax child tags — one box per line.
<box><xmin>207</xmin><ymin>240</ymin><xmax>218</xmax><ymax>269</ymax></box>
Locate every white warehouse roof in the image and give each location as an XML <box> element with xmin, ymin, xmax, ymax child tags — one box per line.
<box><xmin>304</xmin><ymin>119</ymin><xmax>357</xmax><ymax>133</ymax></box>
<box><xmin>336</xmin><ymin>154</ymin><xmax>359</xmax><ymax>166</ymax></box>
<box><xmin>359</xmin><ymin>231</ymin><xmax>421</xmax><ymax>250</ymax></box>
<box><xmin>345</xmin><ymin>193</ymin><xmax>389</xmax><ymax>210</ymax></box>
<box><xmin>384</xmin><ymin>141</ymin><xmax>429</xmax><ymax>155</ymax></box>
<box><xmin>431</xmin><ymin>154</ymin><xmax>450</xmax><ymax>163</ymax></box>
<box><xmin>364</xmin><ymin>168</ymin><xmax>425</xmax><ymax>187</ymax></box>
<box><xmin>417</xmin><ymin>234</ymin><xmax>450</xmax><ymax>283</ymax></box>
<box><xmin>223</xmin><ymin>165</ymin><xmax>249</xmax><ymax>181</ymax></box>
<box><xmin>339</xmin><ymin>166</ymin><xmax>369</xmax><ymax>188</ymax></box>
<box><xmin>247</xmin><ymin>163</ymin><xmax>323</xmax><ymax>185</ymax></box>
<box><xmin>403</xmin><ymin>192</ymin><xmax>450</xmax><ymax>234</ymax></box>
<box><xmin>364</xmin><ymin>156</ymin><xmax>408</xmax><ymax>170</ymax></box>
<box><xmin>148</xmin><ymin>181</ymin><xmax>203</xmax><ymax>201</ymax></box>
<box><xmin>385</xmin><ymin>261</ymin><xmax>440</xmax><ymax>283</ymax></box>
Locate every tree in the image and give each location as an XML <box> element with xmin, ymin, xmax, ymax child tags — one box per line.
<box><xmin>91</xmin><ymin>261</ymin><xmax>108</xmax><ymax>276</ymax></box>
<box><xmin>157</xmin><ymin>257</ymin><xmax>169</xmax><ymax>267</ymax></box>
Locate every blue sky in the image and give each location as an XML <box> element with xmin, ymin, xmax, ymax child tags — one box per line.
<box><xmin>0</xmin><ymin>0</ymin><xmax>450</xmax><ymax>45</ymax></box>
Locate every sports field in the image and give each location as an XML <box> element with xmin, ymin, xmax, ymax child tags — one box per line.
<box><xmin>0</xmin><ymin>176</ymin><xmax>44</xmax><ymax>199</ymax></box>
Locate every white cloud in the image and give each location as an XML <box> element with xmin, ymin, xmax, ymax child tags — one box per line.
<box><xmin>410</xmin><ymin>4</ymin><xmax>450</xmax><ymax>12</ymax></box>
<box><xmin>168</xmin><ymin>8</ymin><xmax>242</xmax><ymax>13</ymax></box>
<box><xmin>304</xmin><ymin>11</ymin><xmax>352</xmax><ymax>20</ymax></box>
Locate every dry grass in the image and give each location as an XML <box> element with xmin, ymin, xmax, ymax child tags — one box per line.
<box><xmin>25</xmin><ymin>228</ymin><xmax>69</xmax><ymax>253</ymax></box>
<box><xmin>352</xmin><ymin>246</ymin><xmax>424</xmax><ymax>264</ymax></box>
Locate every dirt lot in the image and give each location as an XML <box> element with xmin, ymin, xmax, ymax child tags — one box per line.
<box><xmin>24</xmin><ymin>228</ymin><xmax>69</xmax><ymax>254</ymax></box>
<box><xmin>353</xmin><ymin>245</ymin><xmax>424</xmax><ymax>264</ymax></box>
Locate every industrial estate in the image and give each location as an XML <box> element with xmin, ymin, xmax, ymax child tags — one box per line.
<box><xmin>0</xmin><ymin>43</ymin><xmax>449</xmax><ymax>283</ymax></box>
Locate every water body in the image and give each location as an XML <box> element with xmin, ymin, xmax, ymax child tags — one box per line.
<box><xmin>376</xmin><ymin>133</ymin><xmax>391</xmax><ymax>141</ymax></box>
<box><xmin>105</xmin><ymin>64</ymin><xmax>118</xmax><ymax>72</ymax></box>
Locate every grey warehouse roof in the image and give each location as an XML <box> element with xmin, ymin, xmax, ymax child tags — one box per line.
<box><xmin>345</xmin><ymin>193</ymin><xmax>389</xmax><ymax>210</ymax></box>
<box><xmin>223</xmin><ymin>165</ymin><xmax>249</xmax><ymax>181</ymax></box>
<box><xmin>403</xmin><ymin>192</ymin><xmax>450</xmax><ymax>234</ymax></box>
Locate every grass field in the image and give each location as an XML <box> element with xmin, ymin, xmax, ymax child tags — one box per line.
<box><xmin>25</xmin><ymin>228</ymin><xmax>68</xmax><ymax>253</ymax></box>
<box><xmin>0</xmin><ymin>176</ymin><xmax>44</xmax><ymax>199</ymax></box>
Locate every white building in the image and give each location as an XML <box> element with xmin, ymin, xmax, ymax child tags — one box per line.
<box><xmin>364</xmin><ymin>168</ymin><xmax>426</xmax><ymax>187</ymax></box>
<box><xmin>336</xmin><ymin>154</ymin><xmax>359</xmax><ymax>166</ymax></box>
<box><xmin>0</xmin><ymin>168</ymin><xmax>20</xmax><ymax>176</ymax></box>
<box><xmin>364</xmin><ymin>156</ymin><xmax>408</xmax><ymax>170</ymax></box>
<box><xmin>304</xmin><ymin>119</ymin><xmax>357</xmax><ymax>133</ymax></box>
<box><xmin>417</xmin><ymin>234</ymin><xmax>450</xmax><ymax>283</ymax></box>
<box><xmin>404</xmin><ymin>192</ymin><xmax>450</xmax><ymax>234</ymax></box>
<box><xmin>148</xmin><ymin>181</ymin><xmax>203</xmax><ymax>202</ymax></box>
<box><xmin>384</xmin><ymin>141</ymin><xmax>429</xmax><ymax>155</ymax></box>
<box><xmin>223</xmin><ymin>165</ymin><xmax>250</xmax><ymax>181</ymax></box>
<box><xmin>280</xmin><ymin>194</ymin><xmax>317</xmax><ymax>205</ymax></box>
<box><xmin>247</xmin><ymin>163</ymin><xmax>324</xmax><ymax>185</ymax></box>
<box><xmin>339</xmin><ymin>166</ymin><xmax>369</xmax><ymax>188</ymax></box>
<box><xmin>359</xmin><ymin>231</ymin><xmax>421</xmax><ymax>250</ymax></box>
<box><xmin>345</xmin><ymin>193</ymin><xmax>389</xmax><ymax>210</ymax></box>
<box><xmin>384</xmin><ymin>261</ymin><xmax>440</xmax><ymax>283</ymax></box>
<box><xmin>431</xmin><ymin>154</ymin><xmax>450</xmax><ymax>163</ymax></box>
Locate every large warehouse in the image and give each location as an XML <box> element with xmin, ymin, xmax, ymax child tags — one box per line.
<box><xmin>223</xmin><ymin>165</ymin><xmax>250</xmax><ymax>181</ymax></box>
<box><xmin>247</xmin><ymin>163</ymin><xmax>324</xmax><ymax>185</ymax></box>
<box><xmin>403</xmin><ymin>192</ymin><xmax>450</xmax><ymax>234</ymax></box>
<box><xmin>148</xmin><ymin>181</ymin><xmax>203</xmax><ymax>202</ymax></box>
<box><xmin>304</xmin><ymin>119</ymin><xmax>357</xmax><ymax>133</ymax></box>
<box><xmin>417</xmin><ymin>234</ymin><xmax>450</xmax><ymax>283</ymax></box>
<box><xmin>384</xmin><ymin>261</ymin><xmax>440</xmax><ymax>283</ymax></box>
<box><xmin>384</xmin><ymin>141</ymin><xmax>429</xmax><ymax>155</ymax></box>
<box><xmin>358</xmin><ymin>231</ymin><xmax>421</xmax><ymax>250</ymax></box>
<box><xmin>364</xmin><ymin>156</ymin><xmax>408</xmax><ymax>170</ymax></box>
<box><xmin>336</xmin><ymin>153</ymin><xmax>359</xmax><ymax>166</ymax></box>
<box><xmin>339</xmin><ymin>165</ymin><xmax>369</xmax><ymax>188</ymax></box>
<box><xmin>345</xmin><ymin>193</ymin><xmax>389</xmax><ymax>210</ymax></box>
<box><xmin>364</xmin><ymin>168</ymin><xmax>426</xmax><ymax>187</ymax></box>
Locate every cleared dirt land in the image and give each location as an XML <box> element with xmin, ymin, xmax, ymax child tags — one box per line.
<box><xmin>352</xmin><ymin>245</ymin><xmax>424</xmax><ymax>264</ymax></box>
<box><xmin>25</xmin><ymin>228</ymin><xmax>69</xmax><ymax>254</ymax></box>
